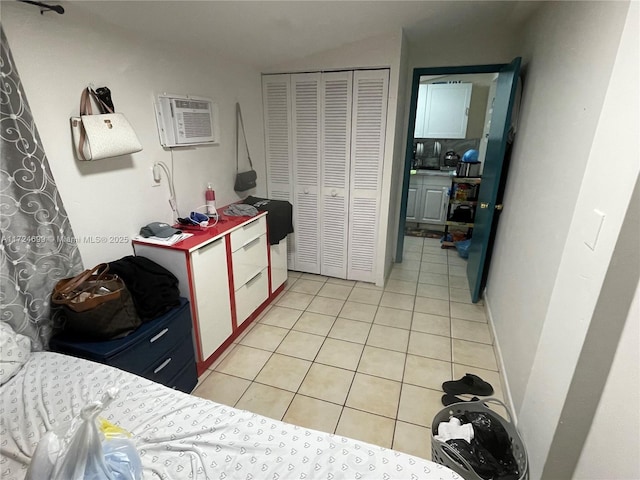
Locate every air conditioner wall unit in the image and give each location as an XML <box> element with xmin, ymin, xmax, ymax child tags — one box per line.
<box><xmin>154</xmin><ymin>93</ymin><xmax>220</xmax><ymax>147</ymax></box>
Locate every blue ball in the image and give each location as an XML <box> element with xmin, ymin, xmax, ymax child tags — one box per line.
<box><xmin>462</xmin><ymin>149</ymin><xmax>479</xmax><ymax>163</ymax></box>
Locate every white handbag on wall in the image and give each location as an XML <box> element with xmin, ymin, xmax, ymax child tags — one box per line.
<box><xmin>70</xmin><ymin>87</ymin><xmax>142</xmax><ymax>161</ymax></box>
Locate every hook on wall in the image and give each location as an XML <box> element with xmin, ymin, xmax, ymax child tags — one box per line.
<box><xmin>17</xmin><ymin>0</ymin><xmax>64</xmax><ymax>15</ymax></box>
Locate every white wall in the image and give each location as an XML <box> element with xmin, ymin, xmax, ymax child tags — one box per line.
<box><xmin>407</xmin><ymin>27</ymin><xmax>521</xmax><ymax>71</ymax></box>
<box><xmin>573</xmin><ymin>284</ymin><xmax>639</xmax><ymax>479</ymax></box>
<box><xmin>481</xmin><ymin>1</ymin><xmax>637</xmax><ymax>478</ymax></box>
<box><xmin>484</xmin><ymin>0</ymin><xmax>631</xmax><ymax>413</ymax></box>
<box><xmin>386</xmin><ymin>31</ymin><xmax>411</xmax><ymax>280</ymax></box>
<box><xmin>517</xmin><ymin>2</ymin><xmax>638</xmax><ymax>476</ymax></box>
<box><xmin>2</xmin><ymin>2</ymin><xmax>265</xmax><ymax>268</ymax></box>
<box><xmin>268</xmin><ymin>31</ymin><xmax>405</xmax><ymax>286</ymax></box>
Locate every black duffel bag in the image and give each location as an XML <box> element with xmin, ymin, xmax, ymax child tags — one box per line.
<box><xmin>108</xmin><ymin>255</ymin><xmax>180</xmax><ymax>321</ymax></box>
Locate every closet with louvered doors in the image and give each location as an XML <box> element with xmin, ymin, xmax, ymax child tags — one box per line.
<box><xmin>319</xmin><ymin>71</ymin><xmax>352</xmax><ymax>278</ymax></box>
<box><xmin>262</xmin><ymin>74</ymin><xmax>295</xmax><ymax>269</ymax></box>
<box><xmin>262</xmin><ymin>69</ymin><xmax>389</xmax><ymax>283</ymax></box>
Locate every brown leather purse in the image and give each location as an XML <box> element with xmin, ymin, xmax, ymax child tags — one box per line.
<box><xmin>51</xmin><ymin>264</ymin><xmax>141</xmax><ymax>340</ymax></box>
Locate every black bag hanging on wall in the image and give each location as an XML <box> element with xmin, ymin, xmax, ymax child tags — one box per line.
<box><xmin>234</xmin><ymin>102</ymin><xmax>257</xmax><ymax>192</ymax></box>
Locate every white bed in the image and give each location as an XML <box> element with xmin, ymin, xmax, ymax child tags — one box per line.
<box><xmin>0</xmin><ymin>351</ymin><xmax>459</xmax><ymax>480</ymax></box>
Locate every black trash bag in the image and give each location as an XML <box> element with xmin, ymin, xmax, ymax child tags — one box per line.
<box><xmin>446</xmin><ymin>437</ymin><xmax>520</xmax><ymax>480</ymax></box>
<box><xmin>463</xmin><ymin>412</ymin><xmax>518</xmax><ymax>465</ymax></box>
<box><xmin>450</xmin><ymin>411</ymin><xmax>520</xmax><ymax>480</ymax></box>
<box><xmin>445</xmin><ymin>439</ymin><xmax>504</xmax><ymax>480</ymax></box>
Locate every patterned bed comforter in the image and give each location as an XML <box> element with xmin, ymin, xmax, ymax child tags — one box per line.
<box><xmin>0</xmin><ymin>352</ymin><xmax>459</xmax><ymax>479</ymax></box>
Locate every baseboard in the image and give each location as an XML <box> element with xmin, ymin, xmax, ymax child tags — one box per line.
<box><xmin>483</xmin><ymin>287</ymin><xmax>518</xmax><ymax>425</ymax></box>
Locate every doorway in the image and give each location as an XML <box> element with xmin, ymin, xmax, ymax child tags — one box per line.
<box><xmin>396</xmin><ymin>60</ymin><xmax>521</xmax><ymax>302</ymax></box>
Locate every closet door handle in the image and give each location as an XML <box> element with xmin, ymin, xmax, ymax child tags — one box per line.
<box><xmin>303</xmin><ymin>187</ymin><xmax>309</xmax><ymax>194</ymax></box>
<box><xmin>331</xmin><ymin>189</ymin><xmax>337</xmax><ymax>197</ymax></box>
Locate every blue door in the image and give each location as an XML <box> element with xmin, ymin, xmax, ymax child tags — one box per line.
<box><xmin>467</xmin><ymin>57</ymin><xmax>522</xmax><ymax>303</ymax></box>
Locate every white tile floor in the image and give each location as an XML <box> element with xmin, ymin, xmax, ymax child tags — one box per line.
<box><xmin>192</xmin><ymin>236</ymin><xmax>505</xmax><ymax>460</ymax></box>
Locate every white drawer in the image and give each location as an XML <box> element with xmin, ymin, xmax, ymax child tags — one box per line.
<box><xmin>232</xmin><ymin>233</ymin><xmax>268</xmax><ymax>288</ymax></box>
<box><xmin>230</xmin><ymin>216</ymin><xmax>267</xmax><ymax>253</ymax></box>
<box><xmin>235</xmin><ymin>266</ymin><xmax>268</xmax><ymax>326</ymax></box>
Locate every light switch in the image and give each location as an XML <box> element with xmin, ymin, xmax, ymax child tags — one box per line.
<box><xmin>584</xmin><ymin>209</ymin><xmax>605</xmax><ymax>251</ymax></box>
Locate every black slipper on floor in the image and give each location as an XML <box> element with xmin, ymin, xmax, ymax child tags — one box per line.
<box><xmin>441</xmin><ymin>394</ymin><xmax>480</xmax><ymax>406</ymax></box>
<box><xmin>442</xmin><ymin>373</ymin><xmax>494</xmax><ymax>396</ymax></box>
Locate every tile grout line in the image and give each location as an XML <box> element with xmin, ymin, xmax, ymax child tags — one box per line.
<box><xmin>332</xmin><ymin>291</ymin><xmax>382</xmax><ymax>436</ymax></box>
<box><xmin>279</xmin><ymin>285</ymin><xmax>356</xmax><ymax>430</ymax></box>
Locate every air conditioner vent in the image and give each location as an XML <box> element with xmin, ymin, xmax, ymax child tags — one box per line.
<box><xmin>154</xmin><ymin>93</ymin><xmax>220</xmax><ymax>147</ymax></box>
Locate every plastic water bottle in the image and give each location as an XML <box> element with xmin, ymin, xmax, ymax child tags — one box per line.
<box><xmin>205</xmin><ymin>183</ymin><xmax>216</xmax><ymax>216</ymax></box>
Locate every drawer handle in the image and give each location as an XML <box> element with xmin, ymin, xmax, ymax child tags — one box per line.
<box><xmin>247</xmin><ymin>270</ymin><xmax>262</xmax><ymax>285</ymax></box>
<box><xmin>150</xmin><ymin>328</ymin><xmax>169</xmax><ymax>343</ymax></box>
<box><xmin>241</xmin><ymin>236</ymin><xmax>260</xmax><ymax>249</ymax></box>
<box><xmin>154</xmin><ymin>357</ymin><xmax>172</xmax><ymax>374</ymax></box>
<box><xmin>243</xmin><ymin>219</ymin><xmax>258</xmax><ymax>229</ymax></box>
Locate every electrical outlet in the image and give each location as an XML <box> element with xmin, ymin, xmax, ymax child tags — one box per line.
<box><xmin>151</xmin><ymin>166</ymin><xmax>161</xmax><ymax>187</ymax></box>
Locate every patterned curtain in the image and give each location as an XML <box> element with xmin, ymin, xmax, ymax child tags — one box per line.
<box><xmin>0</xmin><ymin>26</ymin><xmax>83</xmax><ymax>350</ymax></box>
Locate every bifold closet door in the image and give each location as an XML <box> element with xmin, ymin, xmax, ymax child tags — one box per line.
<box><xmin>347</xmin><ymin>69</ymin><xmax>389</xmax><ymax>282</ymax></box>
<box><xmin>320</xmin><ymin>71</ymin><xmax>353</xmax><ymax>279</ymax></box>
<box><xmin>263</xmin><ymin>74</ymin><xmax>295</xmax><ymax>268</ymax></box>
<box><xmin>291</xmin><ymin>73</ymin><xmax>321</xmax><ymax>274</ymax></box>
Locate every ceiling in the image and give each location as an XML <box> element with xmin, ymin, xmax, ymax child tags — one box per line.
<box><xmin>72</xmin><ymin>1</ymin><xmax>541</xmax><ymax>70</ymax></box>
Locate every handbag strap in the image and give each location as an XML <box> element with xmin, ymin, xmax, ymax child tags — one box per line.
<box><xmin>52</xmin><ymin>263</ymin><xmax>110</xmax><ymax>303</ymax></box>
<box><xmin>80</xmin><ymin>88</ymin><xmax>114</xmax><ymax>116</ymax></box>
<box><xmin>236</xmin><ymin>102</ymin><xmax>253</xmax><ymax>174</ymax></box>
<box><xmin>78</xmin><ymin>88</ymin><xmax>114</xmax><ymax>160</ymax></box>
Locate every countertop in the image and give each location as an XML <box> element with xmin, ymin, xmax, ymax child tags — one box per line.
<box><xmin>132</xmin><ymin>207</ymin><xmax>267</xmax><ymax>252</ymax></box>
<box><xmin>411</xmin><ymin>169</ymin><xmax>456</xmax><ymax>177</ymax></box>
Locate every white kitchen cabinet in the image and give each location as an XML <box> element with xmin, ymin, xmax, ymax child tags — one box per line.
<box><xmin>406</xmin><ymin>179</ymin><xmax>421</xmax><ymax>222</ymax></box>
<box><xmin>414</xmin><ymin>83</ymin><xmax>473</xmax><ymax>139</ymax></box>
<box><xmin>414</xmin><ymin>85</ymin><xmax>428</xmax><ymax>139</ymax></box>
<box><xmin>133</xmin><ymin>213</ymin><xmax>281</xmax><ymax>375</ymax></box>
<box><xmin>419</xmin><ymin>183</ymin><xmax>449</xmax><ymax>224</ymax></box>
<box><xmin>263</xmin><ymin>69</ymin><xmax>389</xmax><ymax>283</ymax></box>
<box><xmin>406</xmin><ymin>174</ymin><xmax>451</xmax><ymax>225</ymax></box>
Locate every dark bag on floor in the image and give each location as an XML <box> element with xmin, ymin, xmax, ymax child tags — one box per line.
<box><xmin>107</xmin><ymin>256</ymin><xmax>180</xmax><ymax>321</ymax></box>
<box><xmin>51</xmin><ymin>264</ymin><xmax>141</xmax><ymax>340</ymax></box>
